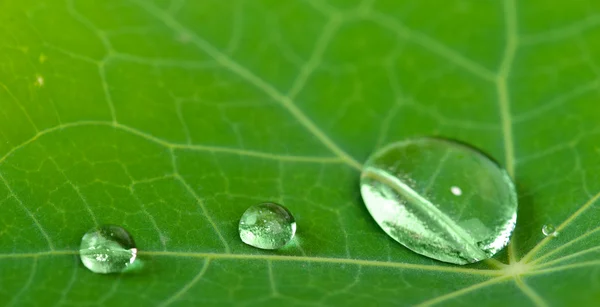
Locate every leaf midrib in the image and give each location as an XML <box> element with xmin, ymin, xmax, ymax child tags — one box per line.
<box><xmin>3</xmin><ymin>248</ymin><xmax>597</xmax><ymax>280</ymax></box>
<box><xmin>0</xmin><ymin>249</ymin><xmax>498</xmax><ymax>275</ymax></box>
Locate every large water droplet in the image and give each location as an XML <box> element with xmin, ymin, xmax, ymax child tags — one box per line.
<box><xmin>239</xmin><ymin>203</ymin><xmax>296</xmax><ymax>250</ymax></box>
<box><xmin>80</xmin><ymin>225</ymin><xmax>138</xmax><ymax>274</ymax></box>
<box><xmin>360</xmin><ymin>138</ymin><xmax>518</xmax><ymax>265</ymax></box>
<box><xmin>542</xmin><ymin>224</ymin><xmax>559</xmax><ymax>237</ymax></box>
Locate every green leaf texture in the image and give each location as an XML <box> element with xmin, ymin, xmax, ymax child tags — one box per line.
<box><xmin>1</xmin><ymin>0</ymin><xmax>599</xmax><ymax>306</ymax></box>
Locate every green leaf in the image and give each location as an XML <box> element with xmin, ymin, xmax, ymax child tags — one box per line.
<box><xmin>1</xmin><ymin>0</ymin><xmax>599</xmax><ymax>306</ymax></box>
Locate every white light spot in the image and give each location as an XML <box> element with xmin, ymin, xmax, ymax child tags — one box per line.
<box><xmin>129</xmin><ymin>248</ymin><xmax>138</xmax><ymax>264</ymax></box>
<box><xmin>450</xmin><ymin>186</ymin><xmax>462</xmax><ymax>196</ymax></box>
<box><xmin>34</xmin><ymin>74</ymin><xmax>44</xmax><ymax>87</ymax></box>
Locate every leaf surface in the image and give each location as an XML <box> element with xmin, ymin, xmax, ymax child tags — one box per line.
<box><xmin>1</xmin><ymin>0</ymin><xmax>600</xmax><ymax>306</ymax></box>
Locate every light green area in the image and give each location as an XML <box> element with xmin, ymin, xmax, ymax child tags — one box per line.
<box><xmin>360</xmin><ymin>138</ymin><xmax>517</xmax><ymax>265</ymax></box>
<box><xmin>1</xmin><ymin>0</ymin><xmax>600</xmax><ymax>306</ymax></box>
<box><xmin>79</xmin><ymin>225</ymin><xmax>137</xmax><ymax>274</ymax></box>
<box><xmin>239</xmin><ymin>203</ymin><xmax>296</xmax><ymax>250</ymax></box>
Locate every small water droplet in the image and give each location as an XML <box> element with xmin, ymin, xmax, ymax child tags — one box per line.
<box><xmin>80</xmin><ymin>225</ymin><xmax>137</xmax><ymax>274</ymax></box>
<box><xmin>360</xmin><ymin>138</ymin><xmax>518</xmax><ymax>265</ymax></box>
<box><xmin>239</xmin><ymin>203</ymin><xmax>296</xmax><ymax>250</ymax></box>
<box><xmin>542</xmin><ymin>224</ymin><xmax>559</xmax><ymax>237</ymax></box>
<box><xmin>450</xmin><ymin>186</ymin><xmax>462</xmax><ymax>196</ymax></box>
<box><xmin>34</xmin><ymin>74</ymin><xmax>44</xmax><ymax>87</ymax></box>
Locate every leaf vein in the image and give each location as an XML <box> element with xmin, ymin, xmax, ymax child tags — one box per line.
<box><xmin>0</xmin><ymin>250</ymin><xmax>502</xmax><ymax>276</ymax></box>
<box><xmin>365</xmin><ymin>11</ymin><xmax>496</xmax><ymax>82</ymax></box>
<box><xmin>129</xmin><ymin>0</ymin><xmax>363</xmax><ymax>171</ymax></box>
<box><xmin>521</xmin><ymin>189</ymin><xmax>600</xmax><ymax>263</ymax></box>
<box><xmin>158</xmin><ymin>258</ymin><xmax>211</xmax><ymax>307</ymax></box>
<box><xmin>415</xmin><ymin>276</ymin><xmax>511</xmax><ymax>307</ymax></box>
<box><xmin>514</xmin><ymin>276</ymin><xmax>548</xmax><ymax>307</ymax></box>
<box><xmin>0</xmin><ymin>121</ymin><xmax>343</xmax><ymax>168</ymax></box>
<box><xmin>0</xmin><ymin>173</ymin><xmax>55</xmax><ymax>250</ymax></box>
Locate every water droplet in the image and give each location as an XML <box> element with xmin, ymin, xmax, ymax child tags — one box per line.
<box><xmin>34</xmin><ymin>74</ymin><xmax>44</xmax><ymax>87</ymax></box>
<box><xmin>450</xmin><ymin>186</ymin><xmax>462</xmax><ymax>196</ymax></box>
<box><xmin>542</xmin><ymin>224</ymin><xmax>559</xmax><ymax>237</ymax></box>
<box><xmin>80</xmin><ymin>225</ymin><xmax>138</xmax><ymax>274</ymax></box>
<box><xmin>360</xmin><ymin>138</ymin><xmax>518</xmax><ymax>265</ymax></box>
<box><xmin>239</xmin><ymin>203</ymin><xmax>296</xmax><ymax>250</ymax></box>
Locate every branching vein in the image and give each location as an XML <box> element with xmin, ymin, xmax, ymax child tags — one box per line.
<box><xmin>498</xmin><ymin>0</ymin><xmax>519</xmax><ymax>264</ymax></box>
<box><xmin>515</xmin><ymin>276</ymin><xmax>548</xmax><ymax>307</ymax></box>
<box><xmin>129</xmin><ymin>0</ymin><xmax>363</xmax><ymax>171</ymax></box>
<box><xmin>158</xmin><ymin>258</ymin><xmax>211</xmax><ymax>307</ymax></box>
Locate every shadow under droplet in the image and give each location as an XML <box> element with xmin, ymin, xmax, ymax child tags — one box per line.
<box><xmin>122</xmin><ymin>259</ymin><xmax>145</xmax><ymax>274</ymax></box>
<box><xmin>275</xmin><ymin>236</ymin><xmax>303</xmax><ymax>254</ymax></box>
<box><xmin>509</xmin><ymin>181</ymin><xmax>537</xmax><ymax>260</ymax></box>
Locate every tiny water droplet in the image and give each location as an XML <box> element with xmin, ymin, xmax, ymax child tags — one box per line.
<box><xmin>360</xmin><ymin>138</ymin><xmax>518</xmax><ymax>265</ymax></box>
<box><xmin>34</xmin><ymin>74</ymin><xmax>44</xmax><ymax>87</ymax></box>
<box><xmin>542</xmin><ymin>224</ymin><xmax>559</xmax><ymax>237</ymax></box>
<box><xmin>239</xmin><ymin>203</ymin><xmax>296</xmax><ymax>250</ymax></box>
<box><xmin>80</xmin><ymin>225</ymin><xmax>137</xmax><ymax>274</ymax></box>
<box><xmin>450</xmin><ymin>186</ymin><xmax>462</xmax><ymax>196</ymax></box>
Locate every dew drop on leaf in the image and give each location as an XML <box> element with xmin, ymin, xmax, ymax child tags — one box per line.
<box><xmin>360</xmin><ymin>138</ymin><xmax>518</xmax><ymax>265</ymax></box>
<box><xmin>79</xmin><ymin>225</ymin><xmax>138</xmax><ymax>274</ymax></box>
<box><xmin>542</xmin><ymin>224</ymin><xmax>559</xmax><ymax>237</ymax></box>
<box><xmin>450</xmin><ymin>186</ymin><xmax>463</xmax><ymax>196</ymax></box>
<box><xmin>239</xmin><ymin>203</ymin><xmax>296</xmax><ymax>250</ymax></box>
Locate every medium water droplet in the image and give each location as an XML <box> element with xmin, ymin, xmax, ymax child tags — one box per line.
<box><xmin>80</xmin><ymin>225</ymin><xmax>138</xmax><ymax>274</ymax></box>
<box><xmin>360</xmin><ymin>138</ymin><xmax>518</xmax><ymax>265</ymax></box>
<box><xmin>542</xmin><ymin>224</ymin><xmax>559</xmax><ymax>237</ymax></box>
<box><xmin>239</xmin><ymin>202</ymin><xmax>296</xmax><ymax>250</ymax></box>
